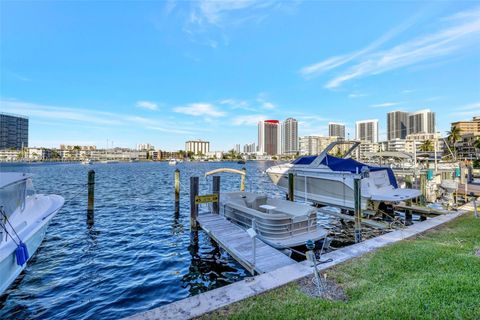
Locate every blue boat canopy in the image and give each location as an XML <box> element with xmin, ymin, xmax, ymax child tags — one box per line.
<box><xmin>292</xmin><ymin>155</ymin><xmax>398</xmax><ymax>188</ymax></box>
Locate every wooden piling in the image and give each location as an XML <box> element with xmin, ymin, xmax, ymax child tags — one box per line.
<box><xmin>288</xmin><ymin>173</ymin><xmax>294</xmax><ymax>202</ymax></box>
<box><xmin>174</xmin><ymin>169</ymin><xmax>180</xmax><ymax>214</ymax></box>
<box><xmin>190</xmin><ymin>176</ymin><xmax>199</xmax><ymax>231</ymax></box>
<box><xmin>353</xmin><ymin>175</ymin><xmax>362</xmax><ymax>243</ymax></box>
<box><xmin>240</xmin><ymin>167</ymin><xmax>246</xmax><ymax>192</ymax></box>
<box><xmin>87</xmin><ymin>170</ymin><xmax>95</xmax><ymax>225</ymax></box>
<box><xmin>213</xmin><ymin>176</ymin><xmax>220</xmax><ymax>214</ymax></box>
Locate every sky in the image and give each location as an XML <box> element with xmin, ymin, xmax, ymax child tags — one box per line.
<box><xmin>1</xmin><ymin>0</ymin><xmax>479</xmax><ymax>151</ymax></box>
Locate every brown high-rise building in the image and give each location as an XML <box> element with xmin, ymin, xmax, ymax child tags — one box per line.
<box><xmin>258</xmin><ymin>120</ymin><xmax>280</xmax><ymax>155</ymax></box>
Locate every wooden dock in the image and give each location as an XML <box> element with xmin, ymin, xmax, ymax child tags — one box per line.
<box><xmin>197</xmin><ymin>213</ymin><xmax>297</xmax><ymax>274</ymax></box>
<box><xmin>456</xmin><ymin>183</ymin><xmax>480</xmax><ymax>197</ymax></box>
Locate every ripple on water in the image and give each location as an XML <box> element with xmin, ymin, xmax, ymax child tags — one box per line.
<box><xmin>0</xmin><ymin>161</ymin><xmax>334</xmax><ymax>319</ymax></box>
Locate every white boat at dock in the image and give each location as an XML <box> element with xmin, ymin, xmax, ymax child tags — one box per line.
<box><xmin>266</xmin><ymin>141</ymin><xmax>421</xmax><ymax>213</ymax></box>
<box><xmin>0</xmin><ymin>173</ymin><xmax>64</xmax><ymax>294</ymax></box>
<box><xmin>219</xmin><ymin>191</ymin><xmax>328</xmax><ymax>249</ymax></box>
<box><xmin>81</xmin><ymin>159</ymin><xmax>93</xmax><ymax>165</ymax></box>
<box><xmin>168</xmin><ymin>159</ymin><xmax>178</xmax><ymax>165</ymax></box>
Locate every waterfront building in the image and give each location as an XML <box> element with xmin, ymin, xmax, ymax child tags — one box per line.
<box><xmin>136</xmin><ymin>143</ymin><xmax>155</xmax><ymax>151</ymax></box>
<box><xmin>258</xmin><ymin>120</ymin><xmax>280</xmax><ymax>155</ymax></box>
<box><xmin>299</xmin><ymin>135</ymin><xmax>341</xmax><ymax>155</ymax></box>
<box><xmin>408</xmin><ymin>109</ymin><xmax>435</xmax><ymax>134</ymax></box>
<box><xmin>0</xmin><ymin>112</ymin><xmax>28</xmax><ymax>150</ymax></box>
<box><xmin>185</xmin><ymin>140</ymin><xmax>210</xmax><ymax>155</ymax></box>
<box><xmin>243</xmin><ymin>142</ymin><xmax>256</xmax><ymax>154</ymax></box>
<box><xmin>328</xmin><ymin>122</ymin><xmax>345</xmax><ymax>139</ymax></box>
<box><xmin>355</xmin><ymin>119</ymin><xmax>379</xmax><ymax>143</ymax></box>
<box><xmin>387</xmin><ymin>111</ymin><xmax>408</xmax><ymax>140</ymax></box>
<box><xmin>387</xmin><ymin>138</ymin><xmax>407</xmax><ymax>152</ymax></box>
<box><xmin>405</xmin><ymin>133</ymin><xmax>442</xmax><ymax>154</ymax></box>
<box><xmin>234</xmin><ymin>144</ymin><xmax>241</xmax><ymax>154</ymax></box>
<box><xmin>59</xmin><ymin>145</ymin><xmax>97</xmax><ymax>151</ymax></box>
<box><xmin>206</xmin><ymin>151</ymin><xmax>224</xmax><ymax>160</ymax></box>
<box><xmin>455</xmin><ymin>133</ymin><xmax>480</xmax><ymax>160</ymax></box>
<box><xmin>357</xmin><ymin>142</ymin><xmax>380</xmax><ymax>160</ymax></box>
<box><xmin>451</xmin><ymin>116</ymin><xmax>480</xmax><ymax>135</ymax></box>
<box><xmin>281</xmin><ymin>118</ymin><xmax>298</xmax><ymax>155</ymax></box>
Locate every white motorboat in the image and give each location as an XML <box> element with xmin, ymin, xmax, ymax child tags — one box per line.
<box><xmin>81</xmin><ymin>159</ymin><xmax>92</xmax><ymax>165</ymax></box>
<box><xmin>219</xmin><ymin>191</ymin><xmax>328</xmax><ymax>249</ymax></box>
<box><xmin>0</xmin><ymin>173</ymin><xmax>64</xmax><ymax>294</ymax></box>
<box><xmin>266</xmin><ymin>141</ymin><xmax>421</xmax><ymax>212</ymax></box>
<box><xmin>168</xmin><ymin>159</ymin><xmax>177</xmax><ymax>166</ymax></box>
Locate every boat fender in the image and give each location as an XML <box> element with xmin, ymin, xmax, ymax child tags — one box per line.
<box><xmin>15</xmin><ymin>242</ymin><xmax>29</xmax><ymax>266</ymax></box>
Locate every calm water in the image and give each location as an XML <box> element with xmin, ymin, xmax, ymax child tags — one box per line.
<box><xmin>0</xmin><ymin>161</ymin><xmax>305</xmax><ymax>320</ymax></box>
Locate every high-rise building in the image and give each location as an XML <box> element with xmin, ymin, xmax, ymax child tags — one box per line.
<box><xmin>243</xmin><ymin>142</ymin><xmax>256</xmax><ymax>154</ymax></box>
<box><xmin>408</xmin><ymin>109</ymin><xmax>435</xmax><ymax>134</ymax></box>
<box><xmin>258</xmin><ymin>120</ymin><xmax>280</xmax><ymax>155</ymax></box>
<box><xmin>328</xmin><ymin>122</ymin><xmax>345</xmax><ymax>139</ymax></box>
<box><xmin>0</xmin><ymin>113</ymin><xmax>28</xmax><ymax>150</ymax></box>
<box><xmin>387</xmin><ymin>111</ymin><xmax>408</xmax><ymax>140</ymax></box>
<box><xmin>355</xmin><ymin>119</ymin><xmax>379</xmax><ymax>143</ymax></box>
<box><xmin>234</xmin><ymin>144</ymin><xmax>241</xmax><ymax>154</ymax></box>
<box><xmin>281</xmin><ymin>118</ymin><xmax>298</xmax><ymax>155</ymax></box>
<box><xmin>185</xmin><ymin>140</ymin><xmax>210</xmax><ymax>155</ymax></box>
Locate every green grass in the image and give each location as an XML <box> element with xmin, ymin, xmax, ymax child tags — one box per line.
<box><xmin>204</xmin><ymin>214</ymin><xmax>480</xmax><ymax>320</ymax></box>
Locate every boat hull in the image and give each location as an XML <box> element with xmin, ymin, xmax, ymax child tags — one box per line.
<box><xmin>267</xmin><ymin>170</ymin><xmax>369</xmax><ymax>210</ymax></box>
<box><xmin>0</xmin><ymin>195</ymin><xmax>63</xmax><ymax>294</ymax></box>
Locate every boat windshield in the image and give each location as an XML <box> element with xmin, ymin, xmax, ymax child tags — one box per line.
<box><xmin>0</xmin><ymin>179</ymin><xmax>27</xmax><ymax>218</ymax></box>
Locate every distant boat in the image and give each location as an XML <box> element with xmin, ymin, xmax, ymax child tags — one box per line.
<box><xmin>100</xmin><ymin>160</ymin><xmax>119</xmax><ymax>164</ymax></box>
<box><xmin>0</xmin><ymin>173</ymin><xmax>64</xmax><ymax>294</ymax></box>
<box><xmin>129</xmin><ymin>159</ymin><xmax>139</xmax><ymax>163</ymax></box>
<box><xmin>81</xmin><ymin>159</ymin><xmax>92</xmax><ymax>165</ymax></box>
<box><xmin>237</xmin><ymin>160</ymin><xmax>246</xmax><ymax>164</ymax></box>
<box><xmin>168</xmin><ymin>159</ymin><xmax>177</xmax><ymax>165</ymax></box>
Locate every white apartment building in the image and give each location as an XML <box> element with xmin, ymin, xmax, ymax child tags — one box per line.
<box><xmin>185</xmin><ymin>140</ymin><xmax>210</xmax><ymax>155</ymax></box>
<box><xmin>355</xmin><ymin>119</ymin><xmax>379</xmax><ymax>143</ymax></box>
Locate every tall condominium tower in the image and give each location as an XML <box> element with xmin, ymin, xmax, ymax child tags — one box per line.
<box><xmin>408</xmin><ymin>109</ymin><xmax>435</xmax><ymax>134</ymax></box>
<box><xmin>281</xmin><ymin>118</ymin><xmax>298</xmax><ymax>155</ymax></box>
<box><xmin>387</xmin><ymin>111</ymin><xmax>408</xmax><ymax>140</ymax></box>
<box><xmin>0</xmin><ymin>113</ymin><xmax>29</xmax><ymax>150</ymax></box>
<box><xmin>258</xmin><ymin>120</ymin><xmax>280</xmax><ymax>155</ymax></box>
<box><xmin>355</xmin><ymin>119</ymin><xmax>379</xmax><ymax>143</ymax></box>
<box><xmin>328</xmin><ymin>122</ymin><xmax>345</xmax><ymax>139</ymax></box>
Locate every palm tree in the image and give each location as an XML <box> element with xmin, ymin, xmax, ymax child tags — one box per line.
<box><xmin>446</xmin><ymin>126</ymin><xmax>461</xmax><ymax>158</ymax></box>
<box><xmin>419</xmin><ymin>139</ymin><xmax>433</xmax><ymax>152</ymax></box>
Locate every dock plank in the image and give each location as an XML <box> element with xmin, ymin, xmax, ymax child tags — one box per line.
<box><xmin>197</xmin><ymin>213</ymin><xmax>296</xmax><ymax>274</ymax></box>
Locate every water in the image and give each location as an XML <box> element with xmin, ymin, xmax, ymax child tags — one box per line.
<box><xmin>0</xmin><ymin>161</ymin><xmax>306</xmax><ymax>320</ymax></box>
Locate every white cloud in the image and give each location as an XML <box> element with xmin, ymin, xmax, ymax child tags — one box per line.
<box><xmin>0</xmin><ymin>99</ymin><xmax>204</xmax><ymax>134</ymax></box>
<box><xmin>300</xmin><ymin>7</ymin><xmax>426</xmax><ymax>78</ymax></box>
<box><xmin>448</xmin><ymin>102</ymin><xmax>480</xmax><ymax>118</ymax></box>
<box><xmin>370</xmin><ymin>102</ymin><xmax>401</xmax><ymax>108</ymax></box>
<box><xmin>256</xmin><ymin>93</ymin><xmax>276</xmax><ymax>109</ymax></box>
<box><xmin>324</xmin><ymin>7</ymin><xmax>480</xmax><ymax>88</ymax></box>
<box><xmin>173</xmin><ymin>103</ymin><xmax>226</xmax><ymax>117</ymax></box>
<box><xmin>219</xmin><ymin>98</ymin><xmax>252</xmax><ymax>110</ymax></box>
<box><xmin>136</xmin><ymin>100</ymin><xmax>159</xmax><ymax>110</ymax></box>
<box><xmin>348</xmin><ymin>92</ymin><xmax>367</xmax><ymax>98</ymax></box>
<box><xmin>232</xmin><ymin>114</ymin><xmax>267</xmax><ymax>125</ymax></box>
<box><xmin>183</xmin><ymin>1</ymin><xmax>299</xmax><ymax>47</ymax></box>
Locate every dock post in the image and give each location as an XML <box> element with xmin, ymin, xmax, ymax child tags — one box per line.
<box><xmin>353</xmin><ymin>175</ymin><xmax>362</xmax><ymax>243</ymax></box>
<box><xmin>467</xmin><ymin>166</ymin><xmax>473</xmax><ymax>183</ymax></box>
<box><xmin>174</xmin><ymin>169</ymin><xmax>180</xmax><ymax>214</ymax></box>
<box><xmin>190</xmin><ymin>176</ymin><xmax>199</xmax><ymax>231</ymax></box>
<box><xmin>87</xmin><ymin>170</ymin><xmax>95</xmax><ymax>225</ymax></box>
<box><xmin>288</xmin><ymin>173</ymin><xmax>294</xmax><ymax>201</ymax></box>
<box><xmin>420</xmin><ymin>173</ymin><xmax>427</xmax><ymax>203</ymax></box>
<box><xmin>240</xmin><ymin>167</ymin><xmax>246</xmax><ymax>192</ymax></box>
<box><xmin>213</xmin><ymin>176</ymin><xmax>220</xmax><ymax>214</ymax></box>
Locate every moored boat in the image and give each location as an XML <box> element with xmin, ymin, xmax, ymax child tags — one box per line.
<box><xmin>0</xmin><ymin>173</ymin><xmax>64</xmax><ymax>294</ymax></box>
<box><xmin>266</xmin><ymin>141</ymin><xmax>421</xmax><ymax>214</ymax></box>
<box><xmin>219</xmin><ymin>191</ymin><xmax>328</xmax><ymax>249</ymax></box>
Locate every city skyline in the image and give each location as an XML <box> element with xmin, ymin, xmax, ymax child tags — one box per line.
<box><xmin>1</xmin><ymin>2</ymin><xmax>479</xmax><ymax>150</ymax></box>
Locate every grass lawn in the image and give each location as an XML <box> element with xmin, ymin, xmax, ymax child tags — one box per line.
<box><xmin>203</xmin><ymin>214</ymin><xmax>480</xmax><ymax>320</ymax></box>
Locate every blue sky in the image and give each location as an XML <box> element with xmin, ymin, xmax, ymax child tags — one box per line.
<box><xmin>1</xmin><ymin>1</ymin><xmax>479</xmax><ymax>151</ymax></box>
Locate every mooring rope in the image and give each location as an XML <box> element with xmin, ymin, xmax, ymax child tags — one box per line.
<box><xmin>0</xmin><ymin>208</ymin><xmax>23</xmax><ymax>244</ymax></box>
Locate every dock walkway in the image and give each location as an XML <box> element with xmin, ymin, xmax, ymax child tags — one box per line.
<box><xmin>197</xmin><ymin>213</ymin><xmax>296</xmax><ymax>274</ymax></box>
